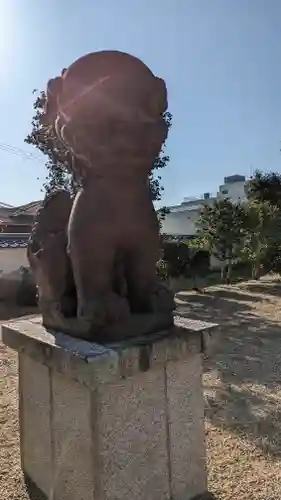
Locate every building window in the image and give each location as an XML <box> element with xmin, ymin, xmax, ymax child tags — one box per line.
<box><xmin>221</xmin><ymin>189</ymin><xmax>228</xmax><ymax>195</ymax></box>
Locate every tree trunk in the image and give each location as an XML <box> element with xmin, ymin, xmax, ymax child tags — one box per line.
<box><xmin>253</xmin><ymin>262</ymin><xmax>261</xmax><ymax>280</ymax></box>
<box><xmin>251</xmin><ymin>263</ymin><xmax>256</xmax><ymax>279</ymax></box>
<box><xmin>226</xmin><ymin>259</ymin><xmax>232</xmax><ymax>284</ymax></box>
<box><xmin>220</xmin><ymin>263</ymin><xmax>224</xmax><ymax>280</ymax></box>
<box><xmin>191</xmin><ymin>273</ymin><xmax>202</xmax><ymax>292</ymax></box>
<box><xmin>192</xmin><ymin>273</ymin><xmax>197</xmax><ymax>289</ymax></box>
<box><xmin>253</xmin><ymin>240</ymin><xmax>262</xmax><ymax>280</ymax></box>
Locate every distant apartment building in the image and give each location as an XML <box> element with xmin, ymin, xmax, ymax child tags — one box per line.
<box><xmin>161</xmin><ymin>174</ymin><xmax>247</xmax><ymax>238</ymax></box>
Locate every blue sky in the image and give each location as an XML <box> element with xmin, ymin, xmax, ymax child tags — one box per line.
<box><xmin>0</xmin><ymin>0</ymin><xmax>280</xmax><ymax>206</ymax></box>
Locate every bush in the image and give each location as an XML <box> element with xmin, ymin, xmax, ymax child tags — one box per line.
<box><xmin>159</xmin><ymin>241</ymin><xmax>210</xmax><ymax>285</ymax></box>
<box><xmin>162</xmin><ymin>241</ymin><xmax>190</xmax><ymax>278</ymax></box>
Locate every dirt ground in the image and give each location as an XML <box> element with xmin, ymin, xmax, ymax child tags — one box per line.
<box><xmin>1</xmin><ymin>277</ymin><xmax>281</xmax><ymax>499</ymax></box>
<box><xmin>178</xmin><ymin>275</ymin><xmax>281</xmax><ymax>500</ymax></box>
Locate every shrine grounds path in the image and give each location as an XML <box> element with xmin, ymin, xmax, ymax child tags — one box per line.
<box><xmin>1</xmin><ymin>276</ymin><xmax>281</xmax><ymax>499</ymax></box>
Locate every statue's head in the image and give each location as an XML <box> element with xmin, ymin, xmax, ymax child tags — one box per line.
<box><xmin>44</xmin><ymin>51</ymin><xmax>168</xmax><ymax>177</ymax></box>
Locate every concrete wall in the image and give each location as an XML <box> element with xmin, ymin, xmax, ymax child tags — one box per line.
<box><xmin>162</xmin><ymin>209</ymin><xmax>198</xmax><ymax>236</ymax></box>
<box><xmin>218</xmin><ymin>180</ymin><xmax>246</xmax><ymax>202</ymax></box>
<box><xmin>0</xmin><ymin>248</ymin><xmax>36</xmax><ymax>304</ymax></box>
<box><xmin>0</xmin><ymin>248</ymin><xmax>28</xmax><ymax>275</ymax></box>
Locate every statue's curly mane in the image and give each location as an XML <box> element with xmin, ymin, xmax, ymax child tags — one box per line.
<box><xmin>44</xmin><ymin>51</ymin><xmax>168</xmax><ymax>178</ymax></box>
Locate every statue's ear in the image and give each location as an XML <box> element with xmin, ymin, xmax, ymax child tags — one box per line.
<box><xmin>42</xmin><ymin>76</ymin><xmax>62</xmax><ymax>126</ymax></box>
<box><xmin>150</xmin><ymin>78</ymin><xmax>168</xmax><ymax>117</ymax></box>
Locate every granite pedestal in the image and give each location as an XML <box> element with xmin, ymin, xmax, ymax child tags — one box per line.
<box><xmin>2</xmin><ymin>314</ymin><xmax>218</xmax><ymax>500</ymax></box>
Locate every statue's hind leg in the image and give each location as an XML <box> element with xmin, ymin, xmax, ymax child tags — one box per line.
<box><xmin>68</xmin><ymin>233</ymin><xmax>130</xmax><ymax>333</ymax></box>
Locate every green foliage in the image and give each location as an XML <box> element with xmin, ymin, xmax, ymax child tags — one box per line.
<box><xmin>157</xmin><ymin>241</ymin><xmax>210</xmax><ymax>290</ymax></box>
<box><xmin>156</xmin><ymin>258</ymin><xmax>169</xmax><ymax>281</ymax></box>
<box><xmin>196</xmin><ymin>198</ymin><xmax>245</xmax><ymax>281</ymax></box>
<box><xmin>161</xmin><ymin>241</ymin><xmax>190</xmax><ymax>278</ymax></box>
<box><xmin>24</xmin><ymin>91</ymin><xmax>75</xmax><ymax>196</ymax></box>
<box><xmin>244</xmin><ymin>171</ymin><xmax>281</xmax><ymax>277</ymax></box>
<box><xmin>25</xmin><ymin>91</ymin><xmax>172</xmax><ymax>201</ymax></box>
<box><xmin>240</xmin><ymin>200</ymin><xmax>281</xmax><ymax>277</ymax></box>
<box><xmin>246</xmin><ymin>170</ymin><xmax>281</xmax><ymax>208</ymax></box>
<box><xmin>262</xmin><ymin>243</ymin><xmax>281</xmax><ymax>274</ymax></box>
<box><xmin>149</xmin><ymin>111</ymin><xmax>172</xmax><ymax>202</ymax></box>
<box><xmin>157</xmin><ymin>206</ymin><xmax>170</xmax><ymax>231</ymax></box>
<box><xmin>160</xmin><ymin>169</ymin><xmax>281</xmax><ymax>283</ymax></box>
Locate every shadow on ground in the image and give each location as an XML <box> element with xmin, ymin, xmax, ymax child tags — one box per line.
<box><xmin>242</xmin><ymin>279</ymin><xmax>281</xmax><ymax>298</ymax></box>
<box><xmin>203</xmin><ymin>288</ymin><xmax>268</xmax><ymax>303</ymax></box>
<box><xmin>176</xmin><ymin>283</ymin><xmax>281</xmax><ymax>460</ymax></box>
<box><xmin>24</xmin><ymin>475</ymin><xmax>46</xmax><ymax>500</ymax></box>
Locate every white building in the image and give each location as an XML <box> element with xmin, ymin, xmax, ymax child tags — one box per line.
<box><xmin>162</xmin><ymin>174</ymin><xmax>247</xmax><ymax>238</ymax></box>
<box><xmin>217</xmin><ymin>174</ymin><xmax>247</xmax><ymax>203</ymax></box>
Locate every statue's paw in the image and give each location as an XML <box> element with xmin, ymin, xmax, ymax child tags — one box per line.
<box><xmin>150</xmin><ymin>281</ymin><xmax>175</xmax><ymax>313</ymax></box>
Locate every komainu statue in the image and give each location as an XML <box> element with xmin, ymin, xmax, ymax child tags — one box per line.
<box><xmin>28</xmin><ymin>50</ymin><xmax>175</xmax><ymax>342</ymax></box>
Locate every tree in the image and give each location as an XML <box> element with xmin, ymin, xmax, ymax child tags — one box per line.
<box><xmin>25</xmin><ymin>91</ymin><xmax>74</xmax><ymax>195</ymax></box>
<box><xmin>241</xmin><ymin>200</ymin><xmax>281</xmax><ymax>278</ymax></box>
<box><xmin>149</xmin><ymin>111</ymin><xmax>172</xmax><ymax>202</ymax></box>
<box><xmin>25</xmin><ymin>90</ymin><xmax>172</xmax><ymax>201</ymax></box>
<box><xmin>245</xmin><ymin>170</ymin><xmax>281</xmax><ymax>276</ymax></box>
<box><xmin>246</xmin><ymin>170</ymin><xmax>281</xmax><ymax>209</ymax></box>
<box><xmin>262</xmin><ymin>241</ymin><xmax>281</xmax><ymax>274</ymax></box>
<box><xmin>196</xmin><ymin>198</ymin><xmax>245</xmax><ymax>282</ymax></box>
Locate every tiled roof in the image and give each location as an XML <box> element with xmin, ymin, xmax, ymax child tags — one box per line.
<box><xmin>0</xmin><ymin>202</ymin><xmax>14</xmax><ymax>208</ymax></box>
<box><xmin>0</xmin><ymin>235</ymin><xmax>29</xmax><ymax>248</ymax></box>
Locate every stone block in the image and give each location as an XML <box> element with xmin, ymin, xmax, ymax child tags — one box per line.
<box><xmin>167</xmin><ymin>355</ymin><xmax>207</xmax><ymax>500</ymax></box>
<box><xmin>96</xmin><ymin>369</ymin><xmax>169</xmax><ymax>500</ymax></box>
<box><xmin>2</xmin><ymin>315</ymin><xmax>219</xmax><ymax>500</ymax></box>
<box><xmin>19</xmin><ymin>354</ymin><xmax>52</xmax><ymax>497</ymax></box>
<box><xmin>51</xmin><ymin>372</ymin><xmax>93</xmax><ymax>500</ymax></box>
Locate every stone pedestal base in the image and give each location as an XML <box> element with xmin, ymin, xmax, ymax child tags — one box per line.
<box><xmin>2</xmin><ymin>315</ymin><xmax>218</xmax><ymax>500</ymax></box>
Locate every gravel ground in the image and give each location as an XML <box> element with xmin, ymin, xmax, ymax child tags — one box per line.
<box><xmin>0</xmin><ymin>306</ymin><xmax>38</xmax><ymax>500</ymax></box>
<box><xmin>1</xmin><ymin>277</ymin><xmax>281</xmax><ymax>499</ymax></box>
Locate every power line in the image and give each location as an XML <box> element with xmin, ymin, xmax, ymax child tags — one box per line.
<box><xmin>0</xmin><ymin>142</ymin><xmax>41</xmax><ymax>161</ymax></box>
<box><xmin>0</xmin><ymin>141</ymin><xmax>43</xmax><ymax>162</ymax></box>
